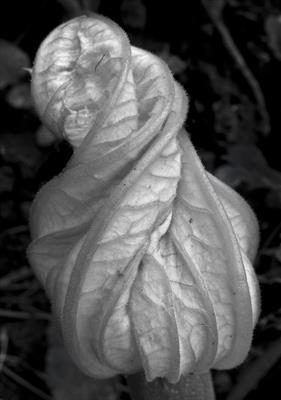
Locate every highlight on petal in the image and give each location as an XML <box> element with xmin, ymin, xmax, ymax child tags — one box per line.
<box><xmin>28</xmin><ymin>14</ymin><xmax>260</xmax><ymax>383</ymax></box>
<box><xmin>171</xmin><ymin>132</ymin><xmax>260</xmax><ymax>372</ymax></box>
<box><xmin>31</xmin><ymin>15</ymin><xmax>131</xmax><ymax>146</ymax></box>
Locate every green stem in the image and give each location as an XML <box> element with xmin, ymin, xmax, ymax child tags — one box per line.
<box><xmin>127</xmin><ymin>371</ymin><xmax>215</xmax><ymax>400</ymax></box>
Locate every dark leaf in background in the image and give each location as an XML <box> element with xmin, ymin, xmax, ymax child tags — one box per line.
<box><xmin>265</xmin><ymin>15</ymin><xmax>281</xmax><ymax>62</ymax></box>
<box><xmin>56</xmin><ymin>0</ymin><xmax>82</xmax><ymax>17</ymax></box>
<box><xmin>201</xmin><ymin>0</ymin><xmax>225</xmax><ymax>19</ymax></box>
<box><xmin>46</xmin><ymin>323</ymin><xmax>121</xmax><ymax>400</ymax></box>
<box><xmin>121</xmin><ymin>0</ymin><xmax>146</xmax><ymax>29</ymax></box>
<box><xmin>36</xmin><ymin>125</ymin><xmax>57</xmax><ymax>147</ymax></box>
<box><xmin>200</xmin><ymin>62</ymin><xmax>258</xmax><ymax>144</ymax></box>
<box><xmin>158</xmin><ymin>45</ymin><xmax>187</xmax><ymax>76</ymax></box>
<box><xmin>0</xmin><ymin>132</ymin><xmax>42</xmax><ymax>178</ymax></box>
<box><xmin>57</xmin><ymin>0</ymin><xmax>101</xmax><ymax>15</ymax></box>
<box><xmin>216</xmin><ymin>144</ymin><xmax>281</xmax><ymax>193</ymax></box>
<box><xmin>6</xmin><ymin>83</ymin><xmax>33</xmax><ymax>110</ymax></box>
<box><xmin>0</xmin><ymin>166</ymin><xmax>14</xmax><ymax>193</ymax></box>
<box><xmin>0</xmin><ymin>39</ymin><xmax>30</xmax><ymax>89</ymax></box>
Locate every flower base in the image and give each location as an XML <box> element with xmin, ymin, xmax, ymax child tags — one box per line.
<box><xmin>127</xmin><ymin>371</ymin><xmax>215</xmax><ymax>400</ymax></box>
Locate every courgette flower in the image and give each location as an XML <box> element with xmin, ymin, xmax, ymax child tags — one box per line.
<box><xmin>28</xmin><ymin>15</ymin><xmax>260</xmax><ymax>384</ymax></box>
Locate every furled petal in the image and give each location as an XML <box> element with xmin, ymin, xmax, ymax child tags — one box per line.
<box><xmin>170</xmin><ymin>132</ymin><xmax>259</xmax><ymax>371</ymax></box>
<box><xmin>28</xmin><ymin>15</ymin><xmax>260</xmax><ymax>383</ymax></box>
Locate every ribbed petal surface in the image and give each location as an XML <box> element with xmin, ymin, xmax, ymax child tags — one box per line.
<box><xmin>28</xmin><ymin>15</ymin><xmax>260</xmax><ymax>383</ymax></box>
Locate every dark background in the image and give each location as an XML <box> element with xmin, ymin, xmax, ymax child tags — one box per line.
<box><xmin>1</xmin><ymin>0</ymin><xmax>281</xmax><ymax>399</ymax></box>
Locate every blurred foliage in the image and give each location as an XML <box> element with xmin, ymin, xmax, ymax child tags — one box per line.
<box><xmin>0</xmin><ymin>40</ymin><xmax>30</xmax><ymax>89</ymax></box>
<box><xmin>265</xmin><ymin>14</ymin><xmax>281</xmax><ymax>61</ymax></box>
<box><xmin>46</xmin><ymin>324</ymin><xmax>121</xmax><ymax>400</ymax></box>
<box><xmin>1</xmin><ymin>0</ymin><xmax>281</xmax><ymax>399</ymax></box>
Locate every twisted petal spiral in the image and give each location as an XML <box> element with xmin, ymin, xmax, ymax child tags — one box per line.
<box><xmin>28</xmin><ymin>15</ymin><xmax>260</xmax><ymax>383</ymax></box>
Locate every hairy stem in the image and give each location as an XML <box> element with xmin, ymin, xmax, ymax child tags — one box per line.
<box><xmin>127</xmin><ymin>371</ymin><xmax>215</xmax><ymax>400</ymax></box>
